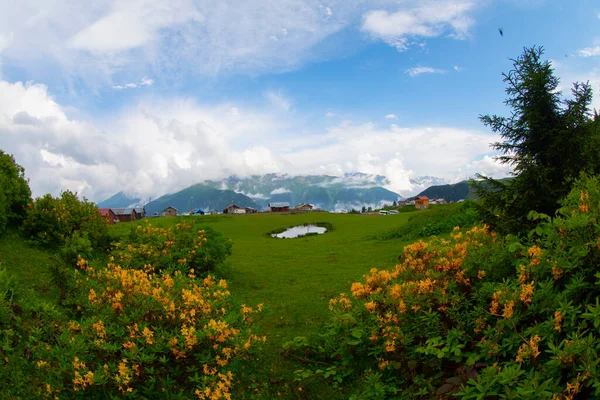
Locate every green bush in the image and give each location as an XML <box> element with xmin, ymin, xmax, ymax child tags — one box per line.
<box><xmin>289</xmin><ymin>176</ymin><xmax>600</xmax><ymax>398</ymax></box>
<box><xmin>378</xmin><ymin>201</ymin><xmax>479</xmax><ymax>241</ymax></box>
<box><xmin>111</xmin><ymin>220</ymin><xmax>232</xmax><ymax>276</ymax></box>
<box><xmin>21</xmin><ymin>190</ymin><xmax>110</xmax><ymax>250</ymax></box>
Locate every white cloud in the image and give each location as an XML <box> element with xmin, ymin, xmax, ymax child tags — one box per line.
<box><xmin>361</xmin><ymin>0</ymin><xmax>475</xmax><ymax>51</ymax></box>
<box><xmin>453</xmin><ymin>65</ymin><xmax>462</xmax><ymax>71</ymax></box>
<box><xmin>112</xmin><ymin>76</ymin><xmax>154</xmax><ymax>90</ymax></box>
<box><xmin>270</xmin><ymin>188</ymin><xmax>292</xmax><ymax>195</ymax></box>
<box><xmin>405</xmin><ymin>67</ymin><xmax>447</xmax><ymax>77</ymax></box>
<box><xmin>0</xmin><ymin>0</ymin><xmax>492</xmax><ymax>88</ymax></box>
<box><xmin>325</xmin><ymin>111</ymin><xmax>336</xmax><ymax>117</ymax></box>
<box><xmin>0</xmin><ymin>79</ymin><xmax>508</xmax><ymax>202</ymax></box>
<box><xmin>384</xmin><ymin>114</ymin><xmax>398</xmax><ymax>119</ymax></box>
<box><xmin>577</xmin><ymin>46</ymin><xmax>600</xmax><ymax>57</ymax></box>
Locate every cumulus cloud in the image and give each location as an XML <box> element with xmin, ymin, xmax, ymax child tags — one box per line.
<box><xmin>405</xmin><ymin>67</ymin><xmax>447</xmax><ymax>77</ymax></box>
<box><xmin>325</xmin><ymin>111</ymin><xmax>336</xmax><ymax>117</ymax></box>
<box><xmin>453</xmin><ymin>65</ymin><xmax>462</xmax><ymax>71</ymax></box>
<box><xmin>384</xmin><ymin>114</ymin><xmax>398</xmax><ymax>119</ymax></box>
<box><xmin>361</xmin><ymin>0</ymin><xmax>475</xmax><ymax>51</ymax></box>
<box><xmin>280</xmin><ymin>122</ymin><xmax>507</xmax><ymax>197</ymax></box>
<box><xmin>0</xmin><ymin>79</ymin><xmax>509</xmax><ymax>202</ymax></box>
<box><xmin>0</xmin><ymin>80</ymin><xmax>286</xmax><ymax>201</ymax></box>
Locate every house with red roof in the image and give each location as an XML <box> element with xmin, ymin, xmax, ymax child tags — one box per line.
<box><xmin>98</xmin><ymin>208</ymin><xmax>116</xmax><ymax>224</ymax></box>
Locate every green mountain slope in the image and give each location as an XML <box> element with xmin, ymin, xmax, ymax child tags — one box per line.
<box><xmin>204</xmin><ymin>173</ymin><xmax>402</xmax><ymax>210</ymax></box>
<box><xmin>417</xmin><ymin>181</ymin><xmax>473</xmax><ymax>202</ymax></box>
<box><xmin>144</xmin><ymin>185</ymin><xmax>259</xmax><ymax>215</ymax></box>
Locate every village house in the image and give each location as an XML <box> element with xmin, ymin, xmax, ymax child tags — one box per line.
<box><xmin>162</xmin><ymin>206</ymin><xmax>178</xmax><ymax>217</ymax></box>
<box><xmin>415</xmin><ymin>196</ymin><xmax>430</xmax><ymax>210</ymax></box>
<box><xmin>222</xmin><ymin>204</ymin><xmax>242</xmax><ymax>214</ymax></box>
<box><xmin>134</xmin><ymin>207</ymin><xmax>145</xmax><ymax>219</ymax></box>
<box><xmin>114</xmin><ymin>208</ymin><xmax>138</xmax><ymax>222</ymax></box>
<box><xmin>98</xmin><ymin>208</ymin><xmax>116</xmax><ymax>224</ymax></box>
<box><xmin>294</xmin><ymin>203</ymin><xmax>313</xmax><ymax>212</ymax></box>
<box><xmin>210</xmin><ymin>209</ymin><xmax>219</xmax><ymax>215</ymax></box>
<box><xmin>245</xmin><ymin>207</ymin><xmax>257</xmax><ymax>214</ymax></box>
<box><xmin>269</xmin><ymin>202</ymin><xmax>290</xmax><ymax>212</ymax></box>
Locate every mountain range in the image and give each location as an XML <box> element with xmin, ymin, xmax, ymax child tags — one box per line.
<box><xmin>97</xmin><ymin>173</ymin><xmax>451</xmax><ymax>212</ymax></box>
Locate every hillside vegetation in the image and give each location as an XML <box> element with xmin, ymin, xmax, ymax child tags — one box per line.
<box><xmin>2</xmin><ymin>46</ymin><xmax>600</xmax><ymax>399</ymax></box>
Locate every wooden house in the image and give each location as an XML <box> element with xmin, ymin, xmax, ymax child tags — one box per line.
<box><xmin>245</xmin><ymin>207</ymin><xmax>257</xmax><ymax>214</ymax></box>
<box><xmin>98</xmin><ymin>208</ymin><xmax>116</xmax><ymax>224</ymax></box>
<box><xmin>134</xmin><ymin>207</ymin><xmax>145</xmax><ymax>219</ymax></box>
<box><xmin>223</xmin><ymin>204</ymin><xmax>242</xmax><ymax>214</ymax></box>
<box><xmin>114</xmin><ymin>208</ymin><xmax>138</xmax><ymax>222</ymax></box>
<box><xmin>294</xmin><ymin>203</ymin><xmax>313</xmax><ymax>212</ymax></box>
<box><xmin>269</xmin><ymin>202</ymin><xmax>290</xmax><ymax>212</ymax></box>
<box><xmin>415</xmin><ymin>196</ymin><xmax>430</xmax><ymax>209</ymax></box>
<box><xmin>162</xmin><ymin>206</ymin><xmax>178</xmax><ymax>217</ymax></box>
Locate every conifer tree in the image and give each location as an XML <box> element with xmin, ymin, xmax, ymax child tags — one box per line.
<box><xmin>472</xmin><ymin>46</ymin><xmax>595</xmax><ymax>235</ymax></box>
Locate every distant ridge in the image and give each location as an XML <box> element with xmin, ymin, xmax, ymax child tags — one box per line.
<box><xmin>97</xmin><ymin>192</ymin><xmax>142</xmax><ymax>209</ymax></box>
<box><xmin>416</xmin><ymin>181</ymin><xmax>473</xmax><ymax>203</ymax></box>
<box><xmin>97</xmin><ymin>173</ymin><xmax>456</xmax><ymax>212</ymax></box>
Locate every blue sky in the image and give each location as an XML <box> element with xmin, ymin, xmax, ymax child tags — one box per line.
<box><xmin>0</xmin><ymin>0</ymin><xmax>599</xmax><ymax>201</ymax></box>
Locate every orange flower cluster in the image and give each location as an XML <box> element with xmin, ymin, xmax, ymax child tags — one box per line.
<box><xmin>61</xmin><ymin>249</ymin><xmax>264</xmax><ymax>398</ymax></box>
<box><xmin>515</xmin><ymin>335</ymin><xmax>541</xmax><ymax>363</ymax></box>
<box><xmin>331</xmin><ymin>225</ymin><xmax>493</xmax><ymax>367</ymax></box>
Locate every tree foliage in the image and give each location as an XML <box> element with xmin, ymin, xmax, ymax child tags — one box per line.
<box><xmin>471</xmin><ymin>46</ymin><xmax>597</xmax><ymax>235</ymax></box>
<box><xmin>0</xmin><ymin>150</ymin><xmax>32</xmax><ymax>234</ymax></box>
<box><xmin>21</xmin><ymin>190</ymin><xmax>110</xmax><ymax>250</ymax></box>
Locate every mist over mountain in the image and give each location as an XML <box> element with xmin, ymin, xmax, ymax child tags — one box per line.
<box><xmin>97</xmin><ymin>173</ymin><xmax>447</xmax><ymax>212</ymax></box>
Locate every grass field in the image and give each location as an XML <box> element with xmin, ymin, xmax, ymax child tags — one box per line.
<box><xmin>112</xmin><ymin>212</ymin><xmax>414</xmax><ymax>345</ymax></box>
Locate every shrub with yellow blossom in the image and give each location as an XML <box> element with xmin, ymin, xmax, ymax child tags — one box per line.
<box><xmin>291</xmin><ymin>176</ymin><xmax>600</xmax><ymax>399</ymax></box>
<box><xmin>111</xmin><ymin>220</ymin><xmax>232</xmax><ymax>275</ymax></box>
<box><xmin>21</xmin><ymin>190</ymin><xmax>110</xmax><ymax>250</ymax></box>
<box><xmin>35</xmin><ymin>221</ymin><xmax>261</xmax><ymax>399</ymax></box>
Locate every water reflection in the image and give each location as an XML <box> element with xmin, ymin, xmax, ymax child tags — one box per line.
<box><xmin>272</xmin><ymin>225</ymin><xmax>327</xmax><ymax>239</ymax></box>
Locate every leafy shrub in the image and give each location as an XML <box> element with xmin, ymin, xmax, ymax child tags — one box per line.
<box><xmin>112</xmin><ymin>220</ymin><xmax>232</xmax><ymax>275</ymax></box>
<box><xmin>290</xmin><ymin>176</ymin><xmax>600</xmax><ymax>398</ymax></box>
<box><xmin>378</xmin><ymin>201</ymin><xmax>479</xmax><ymax>241</ymax></box>
<box><xmin>21</xmin><ymin>190</ymin><xmax>110</xmax><ymax>250</ymax></box>
<box><xmin>59</xmin><ymin>231</ymin><xmax>93</xmax><ymax>266</ymax></box>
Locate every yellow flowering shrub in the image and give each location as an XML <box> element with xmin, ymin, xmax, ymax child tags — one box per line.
<box><xmin>293</xmin><ymin>176</ymin><xmax>600</xmax><ymax>398</ymax></box>
<box><xmin>35</xmin><ymin>223</ymin><xmax>261</xmax><ymax>399</ymax></box>
<box><xmin>111</xmin><ymin>220</ymin><xmax>232</xmax><ymax>275</ymax></box>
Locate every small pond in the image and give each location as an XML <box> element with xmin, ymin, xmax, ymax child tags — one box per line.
<box><xmin>272</xmin><ymin>225</ymin><xmax>328</xmax><ymax>239</ymax></box>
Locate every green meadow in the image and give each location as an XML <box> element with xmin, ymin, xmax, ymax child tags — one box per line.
<box><xmin>112</xmin><ymin>212</ymin><xmax>413</xmax><ymax>346</ymax></box>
